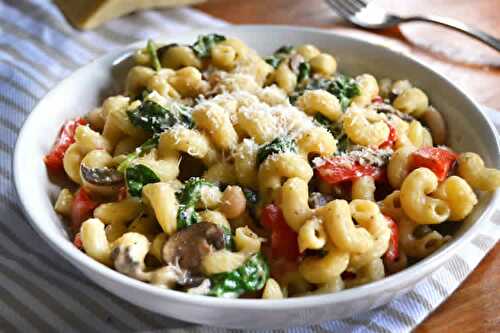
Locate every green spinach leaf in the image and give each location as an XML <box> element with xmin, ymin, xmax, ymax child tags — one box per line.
<box><xmin>297</xmin><ymin>62</ymin><xmax>311</xmax><ymax>83</ymax></box>
<box><xmin>208</xmin><ymin>253</ymin><xmax>269</xmax><ymax>298</ymax></box>
<box><xmin>146</xmin><ymin>39</ymin><xmax>162</xmax><ymax>71</ymax></box>
<box><xmin>242</xmin><ymin>188</ymin><xmax>258</xmax><ymax>205</ymax></box>
<box><xmin>171</xmin><ymin>103</ymin><xmax>195</xmax><ymax>129</ymax></box>
<box><xmin>265</xmin><ymin>45</ymin><xmax>294</xmax><ymax>69</ymax></box>
<box><xmin>290</xmin><ymin>74</ymin><xmax>360</xmax><ymax>111</ymax></box>
<box><xmin>127</xmin><ymin>100</ymin><xmax>194</xmax><ymax>134</ymax></box>
<box><xmin>125</xmin><ymin>164</ymin><xmax>160</xmax><ymax>197</ymax></box>
<box><xmin>117</xmin><ymin>134</ymin><xmax>160</xmax><ymax>173</ymax></box>
<box><xmin>265</xmin><ymin>57</ymin><xmax>282</xmax><ymax>69</ymax></box>
<box><xmin>256</xmin><ymin>136</ymin><xmax>297</xmax><ymax>165</ymax></box>
<box><xmin>313</xmin><ymin>114</ymin><xmax>352</xmax><ymax>152</ymax></box>
<box><xmin>191</xmin><ymin>34</ymin><xmax>226</xmax><ymax>58</ymax></box>
<box><xmin>242</xmin><ymin>187</ymin><xmax>259</xmax><ymax>221</ymax></box>
<box><xmin>275</xmin><ymin>45</ymin><xmax>294</xmax><ymax>54</ymax></box>
<box><xmin>176</xmin><ymin>177</ymin><xmax>217</xmax><ymax>229</ymax></box>
<box><xmin>329</xmin><ymin>74</ymin><xmax>361</xmax><ymax>111</ymax></box>
<box><xmin>222</xmin><ymin>226</ymin><xmax>235</xmax><ymax>250</ymax></box>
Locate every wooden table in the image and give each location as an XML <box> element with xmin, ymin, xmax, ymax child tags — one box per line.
<box><xmin>195</xmin><ymin>0</ymin><xmax>500</xmax><ymax>331</ymax></box>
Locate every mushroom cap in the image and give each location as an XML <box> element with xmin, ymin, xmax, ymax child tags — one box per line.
<box><xmin>162</xmin><ymin>222</ymin><xmax>225</xmax><ymax>276</ymax></box>
<box><xmin>80</xmin><ymin>164</ymin><xmax>124</xmax><ymax>186</ymax></box>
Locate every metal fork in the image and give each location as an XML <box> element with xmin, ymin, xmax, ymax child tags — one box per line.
<box><xmin>325</xmin><ymin>0</ymin><xmax>500</xmax><ymax>52</ymax></box>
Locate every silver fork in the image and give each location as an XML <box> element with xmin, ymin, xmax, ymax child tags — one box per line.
<box><xmin>325</xmin><ymin>0</ymin><xmax>500</xmax><ymax>52</ymax></box>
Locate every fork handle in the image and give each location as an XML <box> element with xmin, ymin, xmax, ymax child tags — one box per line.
<box><xmin>401</xmin><ymin>15</ymin><xmax>500</xmax><ymax>52</ymax></box>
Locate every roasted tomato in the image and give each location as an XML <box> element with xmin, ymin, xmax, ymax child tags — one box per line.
<box><xmin>261</xmin><ymin>204</ymin><xmax>300</xmax><ymax>261</ymax></box>
<box><xmin>71</xmin><ymin>188</ymin><xmax>98</xmax><ymax>233</ymax></box>
<box><xmin>410</xmin><ymin>147</ymin><xmax>458</xmax><ymax>181</ymax></box>
<box><xmin>315</xmin><ymin>156</ymin><xmax>385</xmax><ymax>185</ymax></box>
<box><xmin>379</xmin><ymin>122</ymin><xmax>397</xmax><ymax>149</ymax></box>
<box><xmin>384</xmin><ymin>215</ymin><xmax>399</xmax><ymax>262</ymax></box>
<box><xmin>44</xmin><ymin>117</ymin><xmax>87</xmax><ymax>172</ymax></box>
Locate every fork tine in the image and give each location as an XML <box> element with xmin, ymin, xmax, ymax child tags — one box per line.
<box><xmin>332</xmin><ymin>0</ymin><xmax>362</xmax><ymax>16</ymax></box>
<box><xmin>325</xmin><ymin>0</ymin><xmax>357</xmax><ymax>17</ymax></box>
<box><xmin>349</xmin><ymin>0</ymin><xmax>368</xmax><ymax>9</ymax></box>
<box><xmin>344</xmin><ymin>0</ymin><xmax>365</xmax><ymax>12</ymax></box>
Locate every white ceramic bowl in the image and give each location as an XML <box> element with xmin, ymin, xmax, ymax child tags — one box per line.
<box><xmin>14</xmin><ymin>25</ymin><xmax>500</xmax><ymax>329</ymax></box>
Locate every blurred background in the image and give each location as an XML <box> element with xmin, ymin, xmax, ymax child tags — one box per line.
<box><xmin>54</xmin><ymin>0</ymin><xmax>500</xmax><ymax>110</ymax></box>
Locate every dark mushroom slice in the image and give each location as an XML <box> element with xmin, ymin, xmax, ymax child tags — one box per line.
<box><xmin>162</xmin><ymin>222</ymin><xmax>225</xmax><ymax>276</ymax></box>
<box><xmin>80</xmin><ymin>164</ymin><xmax>124</xmax><ymax>196</ymax></box>
<box><xmin>373</xmin><ymin>102</ymin><xmax>415</xmax><ymax>122</ymax></box>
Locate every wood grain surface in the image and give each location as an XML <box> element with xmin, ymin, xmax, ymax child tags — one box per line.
<box><xmin>194</xmin><ymin>0</ymin><xmax>500</xmax><ymax>331</ymax></box>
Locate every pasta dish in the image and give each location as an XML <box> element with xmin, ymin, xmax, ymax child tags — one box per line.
<box><xmin>44</xmin><ymin>35</ymin><xmax>500</xmax><ymax>298</ymax></box>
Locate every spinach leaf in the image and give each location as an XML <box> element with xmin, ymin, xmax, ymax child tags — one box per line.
<box><xmin>329</xmin><ymin>74</ymin><xmax>361</xmax><ymax>111</ymax></box>
<box><xmin>127</xmin><ymin>101</ymin><xmax>176</xmax><ymax>133</ymax></box>
<box><xmin>256</xmin><ymin>136</ymin><xmax>297</xmax><ymax>165</ymax></box>
<box><xmin>265</xmin><ymin>57</ymin><xmax>282</xmax><ymax>69</ymax></box>
<box><xmin>191</xmin><ymin>34</ymin><xmax>226</xmax><ymax>58</ymax></box>
<box><xmin>127</xmin><ymin>100</ymin><xmax>194</xmax><ymax>134</ymax></box>
<box><xmin>242</xmin><ymin>188</ymin><xmax>258</xmax><ymax>205</ymax></box>
<box><xmin>117</xmin><ymin>134</ymin><xmax>160</xmax><ymax>173</ymax></box>
<box><xmin>313</xmin><ymin>113</ymin><xmax>332</xmax><ymax>128</ymax></box>
<box><xmin>176</xmin><ymin>205</ymin><xmax>200</xmax><ymax>230</ymax></box>
<box><xmin>275</xmin><ymin>45</ymin><xmax>294</xmax><ymax>54</ymax></box>
<box><xmin>208</xmin><ymin>253</ymin><xmax>269</xmax><ymax>298</ymax></box>
<box><xmin>176</xmin><ymin>177</ymin><xmax>217</xmax><ymax>229</ymax></box>
<box><xmin>222</xmin><ymin>226</ymin><xmax>235</xmax><ymax>250</ymax></box>
<box><xmin>265</xmin><ymin>45</ymin><xmax>294</xmax><ymax>69</ymax></box>
<box><xmin>125</xmin><ymin>164</ymin><xmax>160</xmax><ymax>197</ymax></box>
<box><xmin>171</xmin><ymin>103</ymin><xmax>195</xmax><ymax>129</ymax></box>
<box><xmin>290</xmin><ymin>74</ymin><xmax>360</xmax><ymax>111</ymax></box>
<box><xmin>242</xmin><ymin>188</ymin><xmax>259</xmax><ymax>221</ymax></box>
<box><xmin>297</xmin><ymin>62</ymin><xmax>310</xmax><ymax>83</ymax></box>
<box><xmin>313</xmin><ymin>114</ymin><xmax>352</xmax><ymax>152</ymax></box>
<box><xmin>146</xmin><ymin>39</ymin><xmax>162</xmax><ymax>71</ymax></box>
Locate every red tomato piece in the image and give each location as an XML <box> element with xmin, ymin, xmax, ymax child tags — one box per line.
<box><xmin>384</xmin><ymin>215</ymin><xmax>399</xmax><ymax>262</ymax></box>
<box><xmin>266</xmin><ymin>254</ymin><xmax>299</xmax><ymax>281</ymax></box>
<box><xmin>44</xmin><ymin>117</ymin><xmax>87</xmax><ymax>172</ymax></box>
<box><xmin>410</xmin><ymin>147</ymin><xmax>458</xmax><ymax>181</ymax></box>
<box><xmin>379</xmin><ymin>122</ymin><xmax>397</xmax><ymax>149</ymax></box>
<box><xmin>71</xmin><ymin>188</ymin><xmax>98</xmax><ymax>233</ymax></box>
<box><xmin>261</xmin><ymin>204</ymin><xmax>300</xmax><ymax>261</ymax></box>
<box><xmin>372</xmin><ymin>96</ymin><xmax>384</xmax><ymax>103</ymax></box>
<box><xmin>315</xmin><ymin>156</ymin><xmax>385</xmax><ymax>185</ymax></box>
<box><xmin>73</xmin><ymin>232</ymin><xmax>83</xmax><ymax>249</ymax></box>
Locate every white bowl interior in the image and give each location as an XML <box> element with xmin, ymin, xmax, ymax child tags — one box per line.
<box><xmin>14</xmin><ymin>26</ymin><xmax>500</xmax><ymax>328</ymax></box>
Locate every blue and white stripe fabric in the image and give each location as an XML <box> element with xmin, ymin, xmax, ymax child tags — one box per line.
<box><xmin>0</xmin><ymin>1</ymin><xmax>498</xmax><ymax>332</ymax></box>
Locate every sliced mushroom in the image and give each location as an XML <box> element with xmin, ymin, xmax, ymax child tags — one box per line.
<box><xmin>421</xmin><ymin>106</ymin><xmax>447</xmax><ymax>145</ymax></box>
<box><xmin>80</xmin><ymin>164</ymin><xmax>124</xmax><ymax>195</ymax></box>
<box><xmin>162</xmin><ymin>222</ymin><xmax>225</xmax><ymax>276</ymax></box>
<box><xmin>111</xmin><ymin>237</ymin><xmax>200</xmax><ymax>288</ymax></box>
<box><xmin>81</xmin><ymin>164</ymin><xmax>124</xmax><ymax>186</ymax></box>
<box><xmin>373</xmin><ymin>102</ymin><xmax>415</xmax><ymax>122</ymax></box>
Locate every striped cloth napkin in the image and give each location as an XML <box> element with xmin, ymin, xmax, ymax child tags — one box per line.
<box><xmin>0</xmin><ymin>1</ymin><xmax>498</xmax><ymax>332</ymax></box>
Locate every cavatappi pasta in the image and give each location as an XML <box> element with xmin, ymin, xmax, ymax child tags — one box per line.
<box><xmin>44</xmin><ymin>35</ymin><xmax>500</xmax><ymax>299</ymax></box>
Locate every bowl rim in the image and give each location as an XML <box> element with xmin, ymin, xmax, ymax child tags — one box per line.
<box><xmin>13</xmin><ymin>24</ymin><xmax>500</xmax><ymax>310</ymax></box>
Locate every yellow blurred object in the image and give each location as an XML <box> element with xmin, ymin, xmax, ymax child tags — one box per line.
<box><xmin>54</xmin><ymin>0</ymin><xmax>206</xmax><ymax>30</ymax></box>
